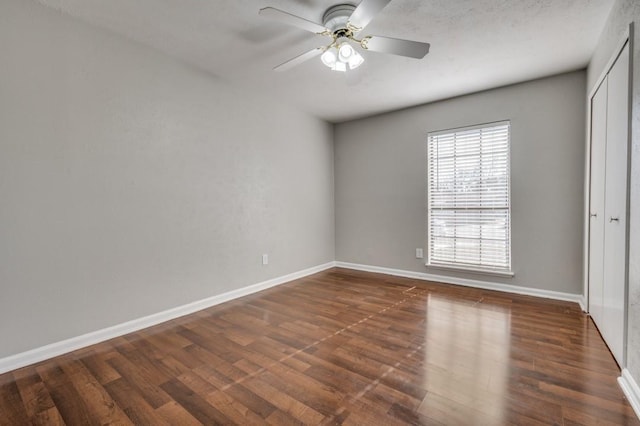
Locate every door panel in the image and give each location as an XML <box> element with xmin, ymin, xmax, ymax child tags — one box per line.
<box><xmin>588</xmin><ymin>78</ymin><xmax>607</xmax><ymax>328</ymax></box>
<box><xmin>602</xmin><ymin>42</ymin><xmax>629</xmax><ymax>366</ymax></box>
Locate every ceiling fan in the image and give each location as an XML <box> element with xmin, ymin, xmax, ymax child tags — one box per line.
<box><xmin>258</xmin><ymin>0</ymin><xmax>430</xmax><ymax>72</ymax></box>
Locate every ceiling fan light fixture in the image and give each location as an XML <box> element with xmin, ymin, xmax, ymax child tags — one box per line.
<box><xmin>333</xmin><ymin>61</ymin><xmax>347</xmax><ymax>72</ymax></box>
<box><xmin>348</xmin><ymin>51</ymin><xmax>364</xmax><ymax>70</ymax></box>
<box><xmin>323</xmin><ymin>42</ymin><xmax>363</xmax><ymax>72</ymax></box>
<box><xmin>321</xmin><ymin>48</ymin><xmax>338</xmax><ymax>67</ymax></box>
<box><xmin>338</xmin><ymin>43</ymin><xmax>354</xmax><ymax>61</ymax></box>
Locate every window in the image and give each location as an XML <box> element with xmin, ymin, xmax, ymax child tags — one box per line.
<box><xmin>427</xmin><ymin>121</ymin><xmax>511</xmax><ymax>274</ymax></box>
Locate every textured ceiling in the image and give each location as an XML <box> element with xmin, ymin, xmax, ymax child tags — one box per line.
<box><xmin>37</xmin><ymin>0</ymin><xmax>614</xmax><ymax>122</ymax></box>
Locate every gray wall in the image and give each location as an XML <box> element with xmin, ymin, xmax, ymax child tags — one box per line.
<box><xmin>587</xmin><ymin>0</ymin><xmax>640</xmax><ymax>385</ymax></box>
<box><xmin>0</xmin><ymin>0</ymin><xmax>334</xmax><ymax>358</ymax></box>
<box><xmin>335</xmin><ymin>71</ymin><xmax>586</xmax><ymax>294</ymax></box>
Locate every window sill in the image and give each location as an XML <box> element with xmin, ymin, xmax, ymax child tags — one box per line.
<box><xmin>425</xmin><ymin>263</ymin><xmax>515</xmax><ymax>278</ymax></box>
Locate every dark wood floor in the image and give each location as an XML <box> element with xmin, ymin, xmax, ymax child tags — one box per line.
<box><xmin>1</xmin><ymin>268</ymin><xmax>638</xmax><ymax>425</ymax></box>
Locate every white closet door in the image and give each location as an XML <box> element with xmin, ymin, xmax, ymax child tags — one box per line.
<box><xmin>602</xmin><ymin>42</ymin><xmax>629</xmax><ymax>366</ymax></box>
<box><xmin>588</xmin><ymin>78</ymin><xmax>607</xmax><ymax>328</ymax></box>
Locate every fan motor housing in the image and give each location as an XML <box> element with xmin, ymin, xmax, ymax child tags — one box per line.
<box><xmin>323</xmin><ymin>4</ymin><xmax>356</xmax><ymax>35</ymax></box>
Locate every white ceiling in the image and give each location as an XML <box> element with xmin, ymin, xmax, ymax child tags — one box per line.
<box><xmin>37</xmin><ymin>0</ymin><xmax>614</xmax><ymax>122</ymax></box>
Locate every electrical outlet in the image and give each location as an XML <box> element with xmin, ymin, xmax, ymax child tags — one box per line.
<box><xmin>262</xmin><ymin>254</ymin><xmax>268</xmax><ymax>265</ymax></box>
<box><xmin>416</xmin><ymin>248</ymin><xmax>424</xmax><ymax>259</ymax></box>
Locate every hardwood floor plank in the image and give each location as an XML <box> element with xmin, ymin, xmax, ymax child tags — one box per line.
<box><xmin>241</xmin><ymin>375</ymin><xmax>326</xmax><ymax>424</ymax></box>
<box><xmin>160</xmin><ymin>378</ymin><xmax>231</xmax><ymax>424</ymax></box>
<box><xmin>176</xmin><ymin>371</ymin><xmax>266</xmax><ymax>425</ymax></box>
<box><xmin>223</xmin><ymin>382</ymin><xmax>278</xmax><ymax>419</ymax></box>
<box><xmin>13</xmin><ymin>367</ymin><xmax>56</xmax><ymax>422</ymax></box>
<box><xmin>31</xmin><ymin>406</ymin><xmax>66</xmax><ymax>426</ymax></box>
<box><xmin>266</xmin><ymin>408</ymin><xmax>305</xmax><ymax>425</ymax></box>
<box><xmin>206</xmin><ymin>390</ymin><xmax>267</xmax><ymax>425</ymax></box>
<box><xmin>155</xmin><ymin>400</ymin><xmax>202</xmax><ymax>425</ymax></box>
<box><xmin>103</xmin><ymin>377</ymin><xmax>170</xmax><ymax>425</ymax></box>
<box><xmin>256</xmin><ymin>367</ymin><xmax>344</xmax><ymax>417</ymax></box>
<box><xmin>417</xmin><ymin>391</ymin><xmax>502</xmax><ymax>425</ymax></box>
<box><xmin>339</xmin><ymin>397</ymin><xmax>408</xmax><ymax>426</ymax></box>
<box><xmin>0</xmin><ymin>378</ymin><xmax>30</xmax><ymax>426</ymax></box>
<box><xmin>59</xmin><ymin>359</ymin><xmax>132</xmax><ymax>425</ymax></box>
<box><xmin>78</xmin><ymin>351</ymin><xmax>121</xmax><ymax>385</ymax></box>
<box><xmin>36</xmin><ymin>363</ymin><xmax>94</xmax><ymax>425</ymax></box>
<box><xmin>0</xmin><ymin>268</ymin><xmax>637</xmax><ymax>425</ymax></box>
<box><xmin>106</xmin><ymin>352</ymin><xmax>172</xmax><ymax>408</ymax></box>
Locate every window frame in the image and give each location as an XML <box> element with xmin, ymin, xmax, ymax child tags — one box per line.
<box><xmin>426</xmin><ymin>120</ymin><xmax>513</xmax><ymax>276</ymax></box>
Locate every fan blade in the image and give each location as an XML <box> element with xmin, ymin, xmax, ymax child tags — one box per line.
<box><xmin>259</xmin><ymin>7</ymin><xmax>328</xmax><ymax>34</ymax></box>
<box><xmin>274</xmin><ymin>48</ymin><xmax>324</xmax><ymax>72</ymax></box>
<box><xmin>362</xmin><ymin>36</ymin><xmax>430</xmax><ymax>59</ymax></box>
<box><xmin>348</xmin><ymin>0</ymin><xmax>392</xmax><ymax>31</ymax></box>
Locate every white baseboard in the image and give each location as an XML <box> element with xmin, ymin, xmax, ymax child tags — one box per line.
<box><xmin>335</xmin><ymin>261</ymin><xmax>584</xmax><ymax>306</ymax></box>
<box><xmin>578</xmin><ymin>295</ymin><xmax>587</xmax><ymax>312</ymax></box>
<box><xmin>0</xmin><ymin>261</ymin><xmax>337</xmax><ymax>375</ymax></box>
<box><xmin>619</xmin><ymin>369</ymin><xmax>640</xmax><ymax>420</ymax></box>
<box><xmin>0</xmin><ymin>261</ymin><xmax>586</xmax><ymax>375</ymax></box>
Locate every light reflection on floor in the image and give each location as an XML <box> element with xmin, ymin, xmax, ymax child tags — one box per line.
<box><xmin>418</xmin><ymin>293</ymin><xmax>511</xmax><ymax>424</ymax></box>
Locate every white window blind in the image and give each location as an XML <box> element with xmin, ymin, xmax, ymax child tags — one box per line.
<box><xmin>427</xmin><ymin>121</ymin><xmax>511</xmax><ymax>273</ymax></box>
